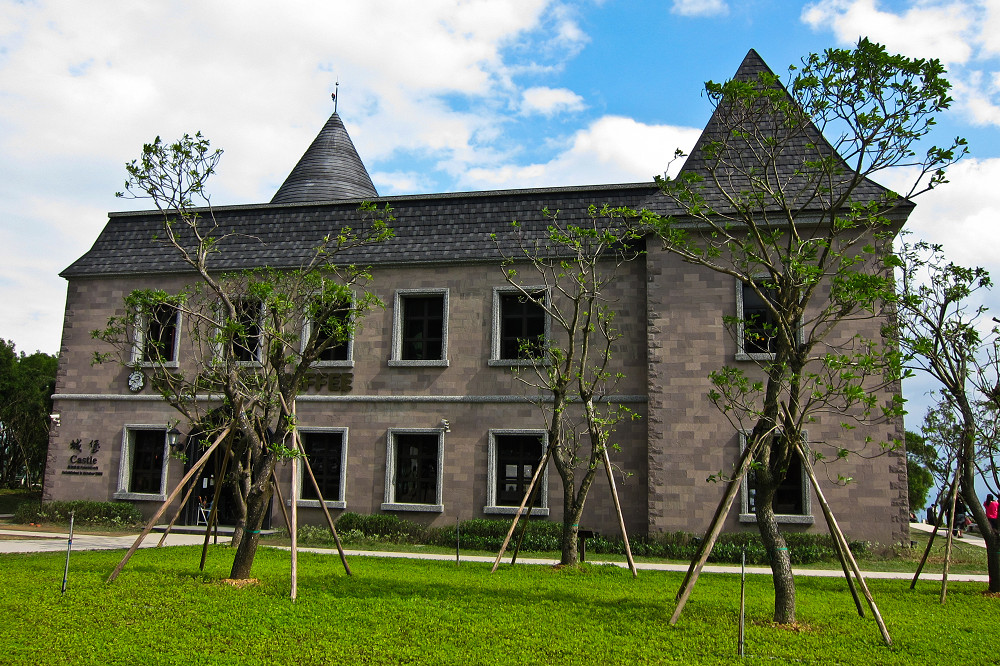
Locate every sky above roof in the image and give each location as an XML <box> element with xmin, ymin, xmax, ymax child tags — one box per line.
<box><xmin>2</xmin><ymin>0</ymin><xmax>998</xmax><ymax>430</ymax></box>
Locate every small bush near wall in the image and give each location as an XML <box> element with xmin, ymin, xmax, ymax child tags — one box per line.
<box><xmin>13</xmin><ymin>500</ymin><xmax>143</xmax><ymax>527</ymax></box>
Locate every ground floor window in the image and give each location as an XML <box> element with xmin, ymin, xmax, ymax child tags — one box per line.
<box><xmin>114</xmin><ymin>427</ymin><xmax>168</xmax><ymax>500</ymax></box>
<box><xmin>739</xmin><ymin>433</ymin><xmax>813</xmax><ymax>524</ymax></box>
<box><xmin>382</xmin><ymin>430</ymin><xmax>444</xmax><ymax>512</ymax></box>
<box><xmin>297</xmin><ymin>429</ymin><xmax>347</xmax><ymax>508</ymax></box>
<box><xmin>485</xmin><ymin>431</ymin><xmax>548</xmax><ymax>515</ymax></box>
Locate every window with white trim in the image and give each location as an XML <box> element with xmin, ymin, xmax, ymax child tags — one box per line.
<box><xmin>132</xmin><ymin>304</ymin><xmax>180</xmax><ymax>367</ymax></box>
<box><xmin>382</xmin><ymin>429</ymin><xmax>444</xmax><ymax>512</ymax></box>
<box><xmin>490</xmin><ymin>287</ymin><xmax>548</xmax><ymax>365</ymax></box>
<box><xmin>389</xmin><ymin>289</ymin><xmax>449</xmax><ymax>366</ymax></box>
<box><xmin>739</xmin><ymin>432</ymin><xmax>813</xmax><ymax>524</ymax></box>
<box><xmin>114</xmin><ymin>427</ymin><xmax>168</xmax><ymax>500</ymax></box>
<box><xmin>296</xmin><ymin>429</ymin><xmax>347</xmax><ymax>508</ymax></box>
<box><xmin>304</xmin><ymin>297</ymin><xmax>353</xmax><ymax>367</ymax></box>
<box><xmin>736</xmin><ymin>278</ymin><xmax>778</xmax><ymax>360</ymax></box>
<box><xmin>485</xmin><ymin>430</ymin><xmax>548</xmax><ymax>515</ymax></box>
<box><xmin>227</xmin><ymin>298</ymin><xmax>263</xmax><ymax>364</ymax></box>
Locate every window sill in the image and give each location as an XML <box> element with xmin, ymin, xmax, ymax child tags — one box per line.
<box><xmin>735</xmin><ymin>352</ymin><xmax>776</xmax><ymax>362</ymax></box>
<box><xmin>310</xmin><ymin>360</ymin><xmax>354</xmax><ymax>369</ymax></box>
<box><xmin>113</xmin><ymin>490</ymin><xmax>166</xmax><ymax>502</ymax></box>
<box><xmin>488</xmin><ymin>359</ymin><xmax>546</xmax><ymax>367</ymax></box>
<box><xmin>387</xmin><ymin>359</ymin><xmax>449</xmax><ymax>368</ymax></box>
<box><xmin>290</xmin><ymin>499</ymin><xmax>347</xmax><ymax>510</ymax></box>
<box><xmin>484</xmin><ymin>506</ymin><xmax>549</xmax><ymax>516</ymax></box>
<box><xmin>381</xmin><ymin>502</ymin><xmax>444</xmax><ymax>513</ymax></box>
<box><xmin>739</xmin><ymin>513</ymin><xmax>814</xmax><ymax>525</ymax></box>
<box><xmin>140</xmin><ymin>361</ymin><xmax>179</xmax><ymax>369</ymax></box>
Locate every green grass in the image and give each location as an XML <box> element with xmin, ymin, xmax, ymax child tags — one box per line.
<box><xmin>0</xmin><ymin>545</ymin><xmax>997</xmax><ymax>665</ymax></box>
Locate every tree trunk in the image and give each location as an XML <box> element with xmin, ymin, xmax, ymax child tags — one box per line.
<box><xmin>229</xmin><ymin>465</ymin><xmax>274</xmax><ymax>579</ymax></box>
<box><xmin>560</xmin><ymin>519</ymin><xmax>580</xmax><ymax>566</ymax></box>
<box><xmin>755</xmin><ymin>479</ymin><xmax>796</xmax><ymax>624</ymax></box>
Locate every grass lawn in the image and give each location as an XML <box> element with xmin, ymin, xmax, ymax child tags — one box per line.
<box><xmin>0</xmin><ymin>545</ymin><xmax>997</xmax><ymax>665</ymax></box>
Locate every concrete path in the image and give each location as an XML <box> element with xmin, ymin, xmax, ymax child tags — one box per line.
<box><xmin>909</xmin><ymin>521</ymin><xmax>988</xmax><ymax>548</ymax></box>
<box><xmin>0</xmin><ymin>527</ymin><xmax>989</xmax><ymax>583</ymax></box>
<box><xmin>0</xmin><ymin>528</ymin><xmax>228</xmax><ymax>553</ymax></box>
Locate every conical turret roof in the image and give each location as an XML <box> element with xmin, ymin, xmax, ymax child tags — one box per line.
<box><xmin>271</xmin><ymin>111</ymin><xmax>378</xmax><ymax>204</ymax></box>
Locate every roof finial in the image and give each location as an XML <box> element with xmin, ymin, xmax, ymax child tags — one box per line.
<box><xmin>332</xmin><ymin>80</ymin><xmax>339</xmax><ymax>114</ymax></box>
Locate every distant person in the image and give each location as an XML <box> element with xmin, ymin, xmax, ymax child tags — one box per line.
<box><xmin>927</xmin><ymin>504</ymin><xmax>938</xmax><ymax>526</ymax></box>
<box><xmin>955</xmin><ymin>500</ymin><xmax>968</xmax><ymax>538</ymax></box>
<box><xmin>985</xmin><ymin>494</ymin><xmax>999</xmax><ymax>533</ymax></box>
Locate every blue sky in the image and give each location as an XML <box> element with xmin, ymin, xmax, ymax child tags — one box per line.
<box><xmin>2</xmin><ymin>0</ymin><xmax>999</xmax><ymax>437</ymax></box>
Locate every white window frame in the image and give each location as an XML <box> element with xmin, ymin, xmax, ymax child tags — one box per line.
<box><xmin>389</xmin><ymin>288</ymin><xmax>450</xmax><ymax>367</ymax></box>
<box><xmin>738</xmin><ymin>431</ymin><xmax>813</xmax><ymax>524</ymax></box>
<box><xmin>294</xmin><ymin>427</ymin><xmax>348</xmax><ymax>509</ymax></box>
<box><xmin>382</xmin><ymin>428</ymin><xmax>445</xmax><ymax>512</ymax></box>
<box><xmin>113</xmin><ymin>425</ymin><xmax>169</xmax><ymax>501</ymax></box>
<box><xmin>302</xmin><ymin>292</ymin><xmax>355</xmax><ymax>368</ymax></box>
<box><xmin>735</xmin><ymin>276</ymin><xmax>777</xmax><ymax>361</ymax></box>
<box><xmin>130</xmin><ymin>306</ymin><xmax>181</xmax><ymax>368</ymax></box>
<box><xmin>489</xmin><ymin>286</ymin><xmax>550</xmax><ymax>366</ymax></box>
<box><xmin>215</xmin><ymin>298</ymin><xmax>265</xmax><ymax>366</ymax></box>
<box><xmin>485</xmin><ymin>429</ymin><xmax>549</xmax><ymax>516</ymax></box>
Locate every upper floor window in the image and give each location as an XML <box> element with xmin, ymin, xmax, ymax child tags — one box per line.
<box><xmin>490</xmin><ymin>288</ymin><xmax>548</xmax><ymax>365</ymax></box>
<box><xmin>230</xmin><ymin>298</ymin><xmax>263</xmax><ymax>364</ymax></box>
<box><xmin>736</xmin><ymin>279</ymin><xmax>777</xmax><ymax>360</ymax></box>
<box><xmin>304</xmin><ymin>297</ymin><xmax>353</xmax><ymax>367</ymax></box>
<box><xmin>389</xmin><ymin>289</ymin><xmax>449</xmax><ymax>367</ymax></box>
<box><xmin>132</xmin><ymin>304</ymin><xmax>180</xmax><ymax>366</ymax></box>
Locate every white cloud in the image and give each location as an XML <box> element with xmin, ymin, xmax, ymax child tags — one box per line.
<box><xmin>671</xmin><ymin>0</ymin><xmax>729</xmax><ymax>17</ymax></box>
<box><xmin>461</xmin><ymin>116</ymin><xmax>701</xmax><ymax>189</ymax></box>
<box><xmin>520</xmin><ymin>87</ymin><xmax>586</xmax><ymax>116</ymax></box>
<box><xmin>801</xmin><ymin>1</ymin><xmax>1000</xmax><ymax>128</ymax></box>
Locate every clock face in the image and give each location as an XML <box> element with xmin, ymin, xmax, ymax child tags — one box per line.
<box><xmin>128</xmin><ymin>370</ymin><xmax>144</xmax><ymax>392</ymax></box>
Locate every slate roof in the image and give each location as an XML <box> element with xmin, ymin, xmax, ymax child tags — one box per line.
<box><xmin>61</xmin><ymin>183</ymin><xmax>659</xmax><ymax>277</ymax></box>
<box><xmin>639</xmin><ymin>49</ymin><xmax>910</xmax><ymax>216</ymax></box>
<box><xmin>270</xmin><ymin>112</ymin><xmax>378</xmax><ymax>204</ymax></box>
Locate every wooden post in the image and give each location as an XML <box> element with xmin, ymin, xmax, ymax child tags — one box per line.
<box><xmin>510</xmin><ymin>462</ymin><xmax>545</xmax><ymax>566</ymax></box>
<box><xmin>603</xmin><ymin>445</ymin><xmax>637</xmax><ymax>578</ymax></box>
<box><xmin>797</xmin><ymin>442</ymin><xmax>891</xmax><ymax>646</ymax></box>
<box><xmin>940</xmin><ymin>465</ymin><xmax>962</xmax><ymax>605</ymax></box>
<box><xmin>270</xmin><ymin>467</ymin><xmax>292</xmax><ymax>534</ymax></box>
<box><xmin>156</xmin><ymin>465</ymin><xmax>205</xmax><ymax>547</ymax></box>
<box><xmin>107</xmin><ymin>426</ymin><xmax>231</xmax><ymax>582</ymax></box>
<box><xmin>912</xmin><ymin>475</ymin><xmax>955</xmax><ymax>588</ymax></box>
<box><xmin>491</xmin><ymin>447</ymin><xmax>552</xmax><ymax>573</ymax></box>
<box><xmin>291</xmin><ymin>451</ymin><xmax>298</xmax><ymax>602</ymax></box>
<box><xmin>826</xmin><ymin>510</ymin><xmax>865</xmax><ymax>617</ymax></box>
<box><xmin>670</xmin><ymin>435</ymin><xmax>766</xmax><ymax>625</ymax></box>
<box><xmin>199</xmin><ymin>436</ymin><xmax>234</xmax><ymax>571</ymax></box>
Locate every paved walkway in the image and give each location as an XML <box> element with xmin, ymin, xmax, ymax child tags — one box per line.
<box><xmin>909</xmin><ymin>521</ymin><xmax>988</xmax><ymax>548</ymax></box>
<box><xmin>0</xmin><ymin>527</ymin><xmax>989</xmax><ymax>583</ymax></box>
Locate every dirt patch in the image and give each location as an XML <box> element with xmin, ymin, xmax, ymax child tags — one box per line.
<box><xmin>220</xmin><ymin>578</ymin><xmax>260</xmax><ymax>588</ymax></box>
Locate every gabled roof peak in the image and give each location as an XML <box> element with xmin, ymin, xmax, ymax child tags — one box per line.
<box><xmin>271</xmin><ymin>109</ymin><xmax>378</xmax><ymax>205</ymax></box>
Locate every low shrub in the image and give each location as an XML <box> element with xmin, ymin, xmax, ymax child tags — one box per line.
<box><xmin>334</xmin><ymin>512</ymin><xmax>427</xmax><ymax>543</ymax></box>
<box><xmin>430</xmin><ymin>518</ymin><xmax>563</xmax><ymax>552</ymax></box>
<box><xmin>13</xmin><ymin>500</ymin><xmax>142</xmax><ymax>527</ymax></box>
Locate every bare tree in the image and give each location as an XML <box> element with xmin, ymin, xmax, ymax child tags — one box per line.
<box><xmin>93</xmin><ymin>133</ymin><xmax>392</xmax><ymax>578</ymax></box>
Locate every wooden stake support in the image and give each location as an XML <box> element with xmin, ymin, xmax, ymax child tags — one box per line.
<box><xmin>911</xmin><ymin>476</ymin><xmax>955</xmax><ymax>589</ymax></box>
<box><xmin>603</xmin><ymin>445</ymin><xmax>637</xmax><ymax>578</ymax></box>
<box><xmin>107</xmin><ymin>425</ymin><xmax>231</xmax><ymax>582</ymax></box>
<box><xmin>491</xmin><ymin>447</ymin><xmax>552</xmax><ymax>573</ymax></box>
<box><xmin>199</xmin><ymin>434</ymin><xmax>235</xmax><ymax>571</ymax></box>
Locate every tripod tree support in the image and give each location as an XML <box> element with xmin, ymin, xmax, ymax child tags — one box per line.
<box><xmin>107</xmin><ymin>425</ymin><xmax>232</xmax><ymax>582</ymax></box>
<box><xmin>603</xmin><ymin>445</ymin><xmax>637</xmax><ymax>577</ymax></box>
<box><xmin>199</xmin><ymin>434</ymin><xmax>235</xmax><ymax>571</ymax></box>
<box><xmin>491</xmin><ymin>447</ymin><xmax>552</xmax><ymax>573</ymax></box>
<box><xmin>797</xmin><ymin>442</ymin><xmax>890</xmax><ymax>646</ymax></box>
<box><xmin>911</xmin><ymin>468</ymin><xmax>959</xmax><ymax>589</ymax></box>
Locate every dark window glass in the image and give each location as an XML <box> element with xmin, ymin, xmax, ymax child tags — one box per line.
<box><xmin>144</xmin><ymin>304</ymin><xmax>178</xmax><ymax>362</ymax></box>
<box><xmin>129</xmin><ymin>430</ymin><xmax>164</xmax><ymax>494</ymax></box>
<box><xmin>747</xmin><ymin>453</ymin><xmax>804</xmax><ymax>515</ymax></box>
<box><xmin>495</xmin><ymin>434</ymin><xmax>544</xmax><ymax>506</ymax></box>
<box><xmin>315</xmin><ymin>303</ymin><xmax>351</xmax><ymax>362</ymax></box>
<box><xmin>233</xmin><ymin>299</ymin><xmax>262</xmax><ymax>362</ymax></box>
<box><xmin>393</xmin><ymin>434</ymin><xmax>439</xmax><ymax>504</ymax></box>
<box><xmin>499</xmin><ymin>292</ymin><xmax>545</xmax><ymax>360</ymax></box>
<box><xmin>742</xmin><ymin>281</ymin><xmax>776</xmax><ymax>354</ymax></box>
<box><xmin>301</xmin><ymin>431</ymin><xmax>343</xmax><ymax>501</ymax></box>
<box><xmin>401</xmin><ymin>296</ymin><xmax>443</xmax><ymax>360</ymax></box>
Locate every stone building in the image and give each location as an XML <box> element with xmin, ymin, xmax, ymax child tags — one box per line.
<box><xmin>44</xmin><ymin>50</ymin><xmax>909</xmax><ymax>544</ymax></box>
